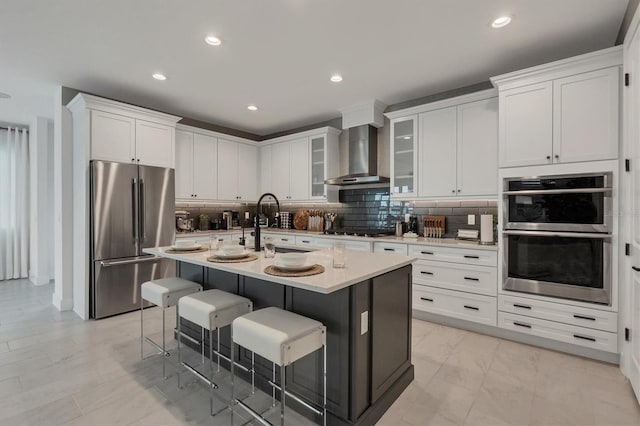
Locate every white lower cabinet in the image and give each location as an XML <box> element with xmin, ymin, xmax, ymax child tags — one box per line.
<box><xmin>295</xmin><ymin>236</ymin><xmax>315</xmax><ymax>246</ymax></box>
<box><xmin>497</xmin><ymin>294</ymin><xmax>618</xmax><ymax>353</ymax></box>
<box><xmin>373</xmin><ymin>242</ymin><xmax>408</xmax><ymax>255</ymax></box>
<box><xmin>414</xmin><ymin>285</ymin><xmax>497</xmax><ymax>326</ymax></box>
<box><xmin>410</xmin><ymin>244</ymin><xmax>498</xmax><ymax>326</ymax></box>
<box><xmin>313</xmin><ymin>238</ymin><xmax>372</xmax><ymax>252</ymax></box>
<box><xmin>498</xmin><ymin>312</ymin><xmax>617</xmax><ymax>353</ymax></box>
<box><xmin>413</xmin><ymin>260</ymin><xmax>497</xmax><ymax>297</ymax></box>
<box><xmin>266</xmin><ymin>233</ymin><xmax>296</xmax><ymax>245</ymax></box>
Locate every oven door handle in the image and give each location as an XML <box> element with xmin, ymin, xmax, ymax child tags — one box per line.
<box><xmin>502</xmin><ymin>188</ymin><xmax>612</xmax><ymax>196</ymax></box>
<box><xmin>502</xmin><ymin>230</ymin><xmax>611</xmax><ymax>240</ymax></box>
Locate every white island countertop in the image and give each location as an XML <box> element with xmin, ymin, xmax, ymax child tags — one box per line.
<box><xmin>144</xmin><ymin>247</ymin><xmax>415</xmax><ymax>294</ymax></box>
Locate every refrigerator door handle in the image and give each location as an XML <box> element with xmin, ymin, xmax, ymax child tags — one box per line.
<box><xmin>139</xmin><ymin>178</ymin><xmax>145</xmax><ymax>242</ymax></box>
<box><xmin>132</xmin><ymin>178</ymin><xmax>139</xmax><ymax>242</ymax></box>
<box><xmin>100</xmin><ymin>257</ymin><xmax>162</xmax><ymax>267</ymax></box>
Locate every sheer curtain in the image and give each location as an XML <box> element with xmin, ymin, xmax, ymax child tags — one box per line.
<box><xmin>0</xmin><ymin>127</ymin><xmax>29</xmax><ymax>280</ymax></box>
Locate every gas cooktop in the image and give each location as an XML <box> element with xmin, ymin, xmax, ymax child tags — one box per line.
<box><xmin>324</xmin><ymin>228</ymin><xmax>395</xmax><ymax>238</ymax></box>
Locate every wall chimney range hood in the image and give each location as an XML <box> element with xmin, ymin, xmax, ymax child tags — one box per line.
<box><xmin>325</xmin><ymin>100</ymin><xmax>390</xmax><ymax>186</ymax></box>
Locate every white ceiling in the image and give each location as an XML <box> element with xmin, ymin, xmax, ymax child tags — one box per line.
<box><xmin>0</xmin><ymin>0</ymin><xmax>629</xmax><ymax>135</ymax></box>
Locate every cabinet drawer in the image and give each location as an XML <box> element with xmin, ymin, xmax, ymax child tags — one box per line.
<box><xmin>498</xmin><ymin>294</ymin><xmax>617</xmax><ymax>333</ymax></box>
<box><xmin>314</xmin><ymin>238</ymin><xmax>372</xmax><ymax>252</ymax></box>
<box><xmin>295</xmin><ymin>236</ymin><xmax>315</xmax><ymax>245</ymax></box>
<box><xmin>373</xmin><ymin>242</ymin><xmax>408</xmax><ymax>255</ymax></box>
<box><xmin>408</xmin><ymin>244</ymin><xmax>497</xmax><ymax>266</ymax></box>
<box><xmin>413</xmin><ymin>260</ymin><xmax>497</xmax><ymax>296</ymax></box>
<box><xmin>266</xmin><ymin>234</ymin><xmax>295</xmax><ymax>244</ymax></box>
<box><xmin>498</xmin><ymin>312</ymin><xmax>617</xmax><ymax>353</ymax></box>
<box><xmin>413</xmin><ymin>285</ymin><xmax>496</xmax><ymax>326</ymax></box>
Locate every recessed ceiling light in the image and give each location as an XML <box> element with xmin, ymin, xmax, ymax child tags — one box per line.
<box><xmin>0</xmin><ymin>92</ymin><xmax>10</xmax><ymax>99</ymax></box>
<box><xmin>247</xmin><ymin>105</ymin><xmax>258</xmax><ymax>111</ymax></box>
<box><xmin>330</xmin><ymin>74</ymin><xmax>343</xmax><ymax>83</ymax></box>
<box><xmin>205</xmin><ymin>35</ymin><xmax>222</xmax><ymax>46</ymax></box>
<box><xmin>491</xmin><ymin>15</ymin><xmax>512</xmax><ymax>28</ymax></box>
<box><xmin>152</xmin><ymin>73</ymin><xmax>167</xmax><ymax>81</ymax></box>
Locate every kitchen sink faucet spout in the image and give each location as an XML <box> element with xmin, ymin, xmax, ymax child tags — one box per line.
<box><xmin>255</xmin><ymin>193</ymin><xmax>280</xmax><ymax>252</ymax></box>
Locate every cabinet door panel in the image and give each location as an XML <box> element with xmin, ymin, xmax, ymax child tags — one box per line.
<box><xmin>418</xmin><ymin>107</ymin><xmax>457</xmax><ymax>197</ymax></box>
<box><xmin>174</xmin><ymin>130</ymin><xmax>193</xmax><ymax>199</ymax></box>
<box><xmin>457</xmin><ymin>98</ymin><xmax>498</xmax><ymax>196</ymax></box>
<box><xmin>136</xmin><ymin>120</ymin><xmax>174</xmax><ymax>167</ymax></box>
<box><xmin>553</xmin><ymin>67</ymin><xmax>619</xmax><ymax>163</ymax></box>
<box><xmin>217</xmin><ymin>139</ymin><xmax>239</xmax><ymax>200</ymax></box>
<box><xmin>259</xmin><ymin>144</ymin><xmax>272</xmax><ymax>196</ymax></box>
<box><xmin>499</xmin><ymin>82</ymin><xmax>553</xmax><ymax>167</ymax></box>
<box><xmin>310</xmin><ymin>135</ymin><xmax>327</xmax><ymax>198</ymax></box>
<box><xmin>289</xmin><ymin>138</ymin><xmax>310</xmax><ymax>200</ymax></box>
<box><xmin>391</xmin><ymin>116</ymin><xmax>418</xmax><ymax>198</ymax></box>
<box><xmin>271</xmin><ymin>142</ymin><xmax>290</xmax><ymax>200</ymax></box>
<box><xmin>238</xmin><ymin>143</ymin><xmax>257</xmax><ymax>201</ymax></box>
<box><xmin>193</xmin><ymin>134</ymin><xmax>218</xmax><ymax>200</ymax></box>
<box><xmin>90</xmin><ymin>110</ymin><xmax>135</xmax><ymax>163</ymax></box>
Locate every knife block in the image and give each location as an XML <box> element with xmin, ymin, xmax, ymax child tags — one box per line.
<box><xmin>423</xmin><ymin>215</ymin><xmax>445</xmax><ymax>238</ymax></box>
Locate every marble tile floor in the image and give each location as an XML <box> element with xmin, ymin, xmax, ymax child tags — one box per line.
<box><xmin>0</xmin><ymin>278</ymin><xmax>638</xmax><ymax>425</ymax></box>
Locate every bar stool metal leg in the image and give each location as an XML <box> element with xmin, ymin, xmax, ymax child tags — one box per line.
<box><xmin>323</xmin><ymin>343</ymin><xmax>327</xmax><ymax>426</ymax></box>
<box><xmin>251</xmin><ymin>351</ymin><xmax>255</xmax><ymax>394</ymax></box>
<box><xmin>280</xmin><ymin>364</ymin><xmax>286</xmax><ymax>426</ymax></box>
<box><xmin>230</xmin><ymin>330</ymin><xmax>235</xmax><ymax>424</ymax></box>
<box><xmin>272</xmin><ymin>363</ymin><xmax>276</xmax><ymax>407</ymax></box>
<box><xmin>217</xmin><ymin>328</ymin><xmax>221</xmax><ymax>373</ymax></box>
<box><xmin>140</xmin><ymin>296</ymin><xmax>144</xmax><ymax>359</ymax></box>
<box><xmin>162</xmin><ymin>307</ymin><xmax>166</xmax><ymax>379</ymax></box>
<box><xmin>177</xmin><ymin>306</ymin><xmax>182</xmax><ymax>389</ymax></box>
<box><xmin>209</xmin><ymin>328</ymin><xmax>214</xmax><ymax>415</ymax></box>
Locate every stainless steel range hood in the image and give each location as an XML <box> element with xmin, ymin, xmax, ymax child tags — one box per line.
<box><xmin>325</xmin><ymin>100</ymin><xmax>390</xmax><ymax>186</ymax></box>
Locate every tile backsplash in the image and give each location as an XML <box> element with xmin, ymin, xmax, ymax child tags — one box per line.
<box><xmin>175</xmin><ymin>187</ymin><xmax>497</xmax><ymax>237</ymax></box>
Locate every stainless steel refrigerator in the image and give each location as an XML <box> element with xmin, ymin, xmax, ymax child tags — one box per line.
<box><xmin>90</xmin><ymin>160</ymin><xmax>176</xmax><ymax>319</ymax></box>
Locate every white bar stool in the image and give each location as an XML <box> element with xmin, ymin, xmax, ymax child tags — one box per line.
<box><xmin>177</xmin><ymin>289</ymin><xmax>253</xmax><ymax>415</ymax></box>
<box><xmin>231</xmin><ymin>307</ymin><xmax>327</xmax><ymax>426</ymax></box>
<box><xmin>140</xmin><ymin>277</ymin><xmax>202</xmax><ymax>379</ymax></box>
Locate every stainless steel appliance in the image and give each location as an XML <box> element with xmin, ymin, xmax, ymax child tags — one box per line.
<box><xmin>175</xmin><ymin>210</ymin><xmax>194</xmax><ymax>232</ymax></box>
<box><xmin>90</xmin><ymin>160</ymin><xmax>175</xmax><ymax>319</ymax></box>
<box><xmin>502</xmin><ymin>172</ymin><xmax>613</xmax><ymax>305</ymax></box>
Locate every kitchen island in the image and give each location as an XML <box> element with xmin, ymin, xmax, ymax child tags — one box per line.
<box><xmin>144</xmin><ymin>246</ymin><xmax>415</xmax><ymax>426</ymax></box>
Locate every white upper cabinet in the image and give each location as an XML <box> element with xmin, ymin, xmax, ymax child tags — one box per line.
<box><xmin>498</xmin><ymin>82</ymin><xmax>553</xmax><ymax>168</ymax></box>
<box><xmin>457</xmin><ymin>98</ymin><xmax>498</xmax><ymax>196</ymax></box>
<box><xmin>310</xmin><ymin>133</ymin><xmax>339</xmax><ymax>199</ymax></box>
<box><xmin>553</xmin><ymin>67</ymin><xmax>619</xmax><ymax>163</ymax></box>
<box><xmin>491</xmin><ymin>47</ymin><xmax>622</xmax><ymax>168</ymax></box>
<box><xmin>261</xmin><ymin>127</ymin><xmax>339</xmax><ymax>202</ymax></box>
<box><xmin>271</xmin><ymin>141</ymin><xmax>291</xmax><ymax>200</ymax></box>
<box><xmin>418</xmin><ymin>98</ymin><xmax>498</xmax><ymax>197</ymax></box>
<box><xmin>289</xmin><ymin>138</ymin><xmax>310</xmax><ymax>201</ymax></box>
<box><xmin>237</xmin><ymin>143</ymin><xmax>257</xmax><ymax>201</ymax></box>
<box><xmin>90</xmin><ymin>110</ymin><xmax>136</xmax><ymax>163</ymax></box>
<box><xmin>135</xmin><ymin>120</ymin><xmax>174</xmax><ymax>168</ymax></box>
<box><xmin>259</xmin><ymin>144</ymin><xmax>272</xmax><ymax>196</ymax></box>
<box><xmin>76</xmin><ymin>95</ymin><xmax>179</xmax><ymax>168</ymax></box>
<box><xmin>390</xmin><ymin>115</ymin><xmax>418</xmax><ymax>198</ymax></box>
<box><xmin>419</xmin><ymin>107</ymin><xmax>457</xmax><ymax>197</ymax></box>
<box><xmin>175</xmin><ymin>130</ymin><xmax>193</xmax><ymax>199</ymax></box>
<box><xmin>175</xmin><ymin>130</ymin><xmax>218</xmax><ymax>200</ymax></box>
<box><xmin>216</xmin><ymin>139</ymin><xmax>257</xmax><ymax>202</ymax></box>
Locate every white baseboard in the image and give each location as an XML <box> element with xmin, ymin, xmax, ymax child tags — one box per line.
<box><xmin>29</xmin><ymin>274</ymin><xmax>50</xmax><ymax>286</ymax></box>
<box><xmin>52</xmin><ymin>292</ymin><xmax>73</xmax><ymax>311</ymax></box>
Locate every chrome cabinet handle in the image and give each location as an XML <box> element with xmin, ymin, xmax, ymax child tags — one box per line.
<box><xmin>101</xmin><ymin>257</ymin><xmax>161</xmax><ymax>267</ymax></box>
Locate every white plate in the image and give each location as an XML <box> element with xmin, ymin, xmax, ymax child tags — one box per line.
<box><xmin>214</xmin><ymin>251</ymin><xmax>250</xmax><ymax>260</ymax></box>
<box><xmin>170</xmin><ymin>244</ymin><xmax>202</xmax><ymax>251</ymax></box>
<box><xmin>274</xmin><ymin>262</ymin><xmax>315</xmax><ymax>272</ymax></box>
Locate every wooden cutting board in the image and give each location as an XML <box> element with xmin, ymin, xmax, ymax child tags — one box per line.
<box><xmin>293</xmin><ymin>209</ymin><xmax>309</xmax><ymax>230</ymax></box>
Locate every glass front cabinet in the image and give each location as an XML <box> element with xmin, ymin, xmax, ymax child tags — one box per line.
<box><xmin>390</xmin><ymin>115</ymin><xmax>418</xmax><ymax>198</ymax></box>
<box><xmin>309</xmin><ymin>129</ymin><xmax>340</xmax><ymax>200</ymax></box>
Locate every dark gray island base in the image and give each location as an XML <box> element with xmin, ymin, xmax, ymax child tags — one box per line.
<box><xmin>177</xmin><ymin>261</ymin><xmax>414</xmax><ymax>425</ymax></box>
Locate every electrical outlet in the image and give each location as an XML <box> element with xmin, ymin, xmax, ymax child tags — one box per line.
<box><xmin>468</xmin><ymin>214</ymin><xmax>476</xmax><ymax>225</ymax></box>
<box><xmin>361</xmin><ymin>311</ymin><xmax>368</xmax><ymax>335</ymax></box>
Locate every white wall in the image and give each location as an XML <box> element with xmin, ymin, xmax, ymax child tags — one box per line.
<box><xmin>52</xmin><ymin>87</ymin><xmax>74</xmax><ymax>311</ymax></box>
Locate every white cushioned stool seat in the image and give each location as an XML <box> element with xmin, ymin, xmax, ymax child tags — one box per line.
<box><xmin>179</xmin><ymin>289</ymin><xmax>252</xmax><ymax>331</ymax></box>
<box><xmin>141</xmin><ymin>277</ymin><xmax>202</xmax><ymax>308</ymax></box>
<box><xmin>232</xmin><ymin>307</ymin><xmax>326</xmax><ymax>366</ymax></box>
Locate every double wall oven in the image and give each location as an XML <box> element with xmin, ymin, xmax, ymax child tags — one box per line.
<box><xmin>502</xmin><ymin>172</ymin><xmax>613</xmax><ymax>305</ymax></box>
